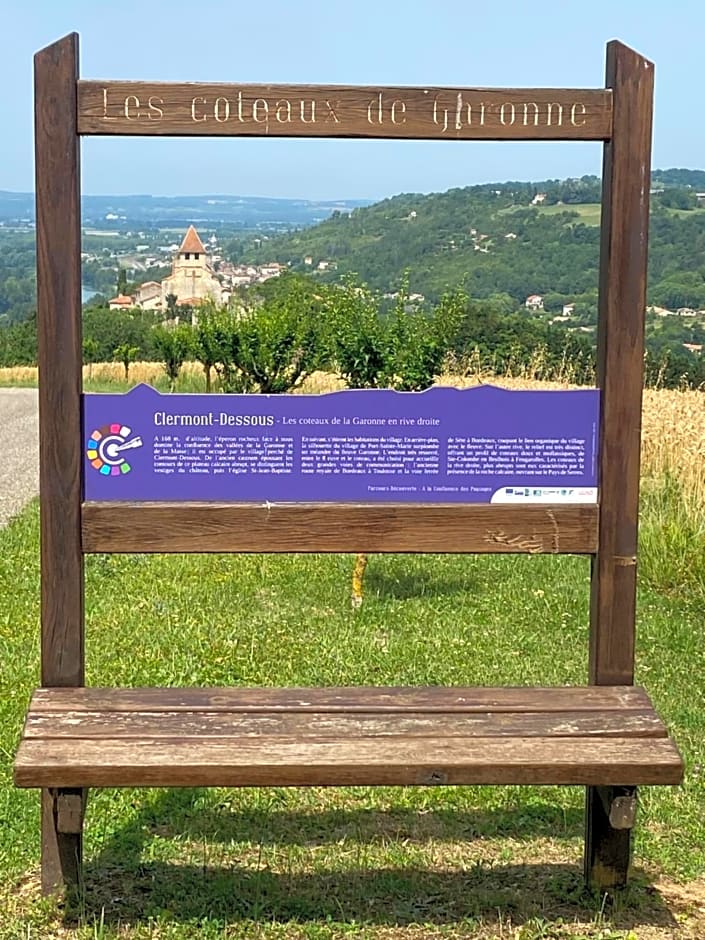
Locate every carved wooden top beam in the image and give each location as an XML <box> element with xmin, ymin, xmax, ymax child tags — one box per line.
<box><xmin>78</xmin><ymin>81</ymin><xmax>612</xmax><ymax>140</ymax></box>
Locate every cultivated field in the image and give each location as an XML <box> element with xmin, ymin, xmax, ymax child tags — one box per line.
<box><xmin>535</xmin><ymin>203</ymin><xmax>603</xmax><ymax>225</ymax></box>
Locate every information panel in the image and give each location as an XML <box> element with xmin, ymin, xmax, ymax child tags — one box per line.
<box><xmin>83</xmin><ymin>384</ymin><xmax>599</xmax><ymax>503</ymax></box>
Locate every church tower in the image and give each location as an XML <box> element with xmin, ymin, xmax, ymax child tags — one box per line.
<box><xmin>161</xmin><ymin>225</ymin><xmax>223</xmax><ymax>311</ymax></box>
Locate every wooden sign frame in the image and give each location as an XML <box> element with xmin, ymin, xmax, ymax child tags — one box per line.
<box><xmin>29</xmin><ymin>32</ymin><xmax>668</xmax><ymax>898</ymax></box>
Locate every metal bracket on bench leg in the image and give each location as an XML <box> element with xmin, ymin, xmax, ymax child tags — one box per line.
<box><xmin>597</xmin><ymin>785</ymin><xmax>637</xmax><ymax>830</ymax></box>
<box><xmin>585</xmin><ymin>785</ymin><xmax>637</xmax><ymax>893</ymax></box>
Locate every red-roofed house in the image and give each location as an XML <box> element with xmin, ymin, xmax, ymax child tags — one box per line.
<box><xmin>108</xmin><ymin>293</ymin><xmax>134</xmax><ymax>311</ymax></box>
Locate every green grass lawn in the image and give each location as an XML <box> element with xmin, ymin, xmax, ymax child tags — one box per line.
<box><xmin>497</xmin><ymin>203</ymin><xmax>603</xmax><ymax>226</ymax></box>
<box><xmin>535</xmin><ymin>204</ymin><xmax>603</xmax><ymax>226</ymax></box>
<box><xmin>534</xmin><ymin>202</ymin><xmax>705</xmax><ymax>225</ymax></box>
<box><xmin>0</xmin><ymin>498</ymin><xmax>703</xmax><ymax>939</ymax></box>
<box><xmin>662</xmin><ymin>206</ymin><xmax>705</xmax><ymax>220</ymax></box>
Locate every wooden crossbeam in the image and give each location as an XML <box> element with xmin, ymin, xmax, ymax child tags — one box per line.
<box><xmin>81</xmin><ymin>502</ymin><xmax>599</xmax><ymax>554</ymax></box>
<box><xmin>78</xmin><ymin>81</ymin><xmax>612</xmax><ymax>140</ymax></box>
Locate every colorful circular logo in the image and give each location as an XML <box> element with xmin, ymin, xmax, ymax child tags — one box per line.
<box><xmin>86</xmin><ymin>424</ymin><xmax>143</xmax><ymax>476</ymax></box>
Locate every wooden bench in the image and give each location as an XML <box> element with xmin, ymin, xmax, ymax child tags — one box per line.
<box><xmin>15</xmin><ymin>33</ymin><xmax>684</xmax><ymax>901</ymax></box>
<box><xmin>16</xmin><ymin>686</ymin><xmax>682</xmax><ymax>790</ymax></box>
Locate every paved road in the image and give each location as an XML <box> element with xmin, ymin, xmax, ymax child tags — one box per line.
<box><xmin>0</xmin><ymin>388</ymin><xmax>39</xmax><ymax>528</ymax></box>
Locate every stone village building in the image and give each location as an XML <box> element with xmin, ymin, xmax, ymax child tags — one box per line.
<box><xmin>109</xmin><ymin>225</ymin><xmax>226</xmax><ymax>312</ymax></box>
<box><xmin>108</xmin><ymin>225</ymin><xmax>285</xmax><ymax>313</ymax></box>
<box><xmin>159</xmin><ymin>225</ymin><xmax>224</xmax><ymax>309</ymax></box>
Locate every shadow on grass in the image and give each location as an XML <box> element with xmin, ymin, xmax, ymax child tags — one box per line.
<box><xmin>108</xmin><ymin>796</ymin><xmax>585</xmax><ymax>848</ymax></box>
<box><xmin>64</xmin><ymin>790</ymin><xmax>678</xmax><ymax>931</ymax></box>
<box><xmin>364</xmin><ymin>564</ymin><xmax>479</xmax><ymax>601</ymax></box>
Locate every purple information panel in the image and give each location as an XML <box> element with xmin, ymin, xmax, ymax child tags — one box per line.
<box><xmin>83</xmin><ymin>384</ymin><xmax>599</xmax><ymax>503</ymax></box>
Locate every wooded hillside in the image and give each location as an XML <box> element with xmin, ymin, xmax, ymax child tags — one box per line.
<box><xmin>243</xmin><ymin>174</ymin><xmax>705</xmax><ymax>313</ymax></box>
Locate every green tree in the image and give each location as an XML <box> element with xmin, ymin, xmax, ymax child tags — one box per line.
<box><xmin>165</xmin><ymin>293</ymin><xmax>178</xmax><ymax>319</ymax></box>
<box><xmin>658</xmin><ymin>188</ymin><xmax>697</xmax><ymax>211</ymax></box>
<box><xmin>82</xmin><ymin>336</ymin><xmax>99</xmax><ymax>381</ymax></box>
<box><xmin>217</xmin><ymin>281</ymin><xmax>325</xmax><ymax>394</ymax></box>
<box><xmin>0</xmin><ymin>315</ymin><xmax>37</xmax><ymax>366</ymax></box>
<box><xmin>383</xmin><ymin>280</ymin><xmax>464</xmax><ymax>391</ymax></box>
<box><xmin>651</xmin><ymin>273</ymin><xmax>705</xmax><ymax>311</ymax></box>
<box><xmin>326</xmin><ymin>278</ymin><xmax>388</xmax><ymax>388</ymax></box>
<box><xmin>116</xmin><ymin>267</ymin><xmax>128</xmax><ymax>297</ymax></box>
<box><xmin>152</xmin><ymin>323</ymin><xmax>193</xmax><ymax>392</ymax></box>
<box><xmin>325</xmin><ymin>276</ymin><xmax>465</xmax><ymax>391</ymax></box>
<box><xmin>192</xmin><ymin>300</ymin><xmax>226</xmax><ymax>392</ymax></box>
<box><xmin>82</xmin><ymin>305</ymin><xmax>158</xmax><ymax>362</ymax></box>
<box><xmin>113</xmin><ymin>343</ymin><xmax>140</xmax><ymax>382</ymax></box>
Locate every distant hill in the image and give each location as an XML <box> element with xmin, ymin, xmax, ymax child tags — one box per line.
<box><xmin>652</xmin><ymin>168</ymin><xmax>705</xmax><ymax>190</ymax></box>
<box><xmin>241</xmin><ymin>171</ymin><xmax>705</xmax><ymax>309</ymax></box>
<box><xmin>2</xmin><ymin>170</ymin><xmax>705</xmax><ymax>328</ymax></box>
<box><xmin>0</xmin><ymin>192</ymin><xmax>371</xmax><ymax>230</ymax></box>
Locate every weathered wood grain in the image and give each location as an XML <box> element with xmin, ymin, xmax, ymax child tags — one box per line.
<box><xmin>22</xmin><ymin>709</ymin><xmax>668</xmax><ymax>740</ymax></box>
<box><xmin>590</xmin><ymin>47</ymin><xmax>653</xmax><ymax>688</ymax></box>
<box><xmin>55</xmin><ymin>791</ymin><xmax>84</xmax><ymax>834</ymax></box>
<box><xmin>586</xmin><ymin>39</ymin><xmax>655</xmax><ymax>893</ymax></box>
<box><xmin>78</xmin><ymin>82</ymin><xmax>612</xmax><ymax>140</ymax></box>
<box><xmin>36</xmin><ymin>43</ymin><xmax>84</xmax><ymax>686</ymax></box>
<box><xmin>18</xmin><ymin>686</ymin><xmax>680</xmax><ymax>792</ymax></box>
<box><xmin>34</xmin><ymin>31</ymin><xmax>85</xmax><ymax>897</ymax></box>
<box><xmin>15</xmin><ymin>736</ymin><xmax>683</xmax><ymax>789</ymax></box>
<box><xmin>586</xmin><ymin>785</ymin><xmax>635</xmax><ymax>889</ymax></box>
<box><xmin>81</xmin><ymin>502</ymin><xmax>598</xmax><ymax>554</ymax></box>
<box><xmin>27</xmin><ymin>685</ymin><xmax>655</xmax><ymax>714</ymax></box>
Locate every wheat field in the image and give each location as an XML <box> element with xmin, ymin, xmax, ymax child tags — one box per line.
<box><xmin>437</xmin><ymin>373</ymin><xmax>705</xmax><ymax>508</ymax></box>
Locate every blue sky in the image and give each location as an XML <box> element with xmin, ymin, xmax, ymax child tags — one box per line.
<box><xmin>4</xmin><ymin>0</ymin><xmax>704</xmax><ymax>199</ymax></box>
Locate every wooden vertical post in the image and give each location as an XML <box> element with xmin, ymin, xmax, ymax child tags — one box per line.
<box><xmin>34</xmin><ymin>32</ymin><xmax>85</xmax><ymax>895</ymax></box>
<box><xmin>585</xmin><ymin>40</ymin><xmax>654</xmax><ymax>892</ymax></box>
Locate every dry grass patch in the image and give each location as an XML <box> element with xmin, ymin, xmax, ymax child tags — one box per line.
<box><xmin>641</xmin><ymin>387</ymin><xmax>705</xmax><ymax>505</ymax></box>
<box><xmin>0</xmin><ymin>364</ymin><xmax>38</xmax><ymax>385</ymax></box>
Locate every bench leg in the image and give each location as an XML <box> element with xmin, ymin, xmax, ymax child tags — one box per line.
<box><xmin>584</xmin><ymin>785</ymin><xmax>636</xmax><ymax>892</ymax></box>
<box><xmin>41</xmin><ymin>788</ymin><xmax>85</xmax><ymax>895</ymax></box>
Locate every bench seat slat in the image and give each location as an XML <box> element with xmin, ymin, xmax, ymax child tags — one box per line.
<box><xmin>17</xmin><ymin>686</ymin><xmax>683</xmax><ymax>790</ymax></box>
<box><xmin>15</xmin><ymin>736</ymin><xmax>683</xmax><ymax>788</ymax></box>
<box><xmin>24</xmin><ymin>709</ymin><xmax>668</xmax><ymax>740</ymax></box>
<box><xmin>28</xmin><ymin>685</ymin><xmax>654</xmax><ymax>714</ymax></box>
